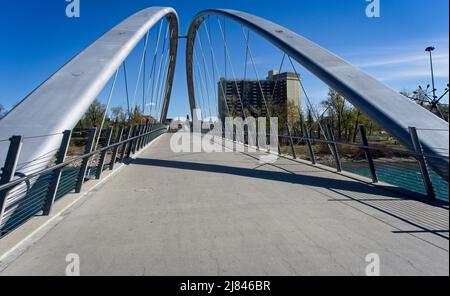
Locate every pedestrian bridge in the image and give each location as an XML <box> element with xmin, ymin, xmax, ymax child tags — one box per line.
<box><xmin>0</xmin><ymin>7</ymin><xmax>448</xmax><ymax>276</ymax></box>
<box><xmin>0</xmin><ymin>133</ymin><xmax>448</xmax><ymax>275</ymax></box>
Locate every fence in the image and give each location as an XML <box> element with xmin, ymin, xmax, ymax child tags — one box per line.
<box><xmin>0</xmin><ymin>123</ymin><xmax>167</xmax><ymax>236</ymax></box>
<box><xmin>219</xmin><ymin>123</ymin><xmax>449</xmax><ymax>202</ymax></box>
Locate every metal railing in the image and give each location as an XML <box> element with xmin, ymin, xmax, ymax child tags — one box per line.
<box><xmin>214</xmin><ymin>123</ymin><xmax>449</xmax><ymax>202</ymax></box>
<box><xmin>0</xmin><ymin>123</ymin><xmax>167</xmax><ymax>236</ymax></box>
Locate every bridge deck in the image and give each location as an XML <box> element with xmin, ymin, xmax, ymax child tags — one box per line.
<box><xmin>1</xmin><ymin>133</ymin><xmax>448</xmax><ymax>275</ymax></box>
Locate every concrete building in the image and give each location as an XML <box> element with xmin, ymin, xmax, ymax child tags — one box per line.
<box><xmin>218</xmin><ymin>70</ymin><xmax>301</xmax><ymax>124</ymax></box>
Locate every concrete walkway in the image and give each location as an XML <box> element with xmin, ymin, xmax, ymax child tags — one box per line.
<box><xmin>0</xmin><ymin>133</ymin><xmax>448</xmax><ymax>275</ymax></box>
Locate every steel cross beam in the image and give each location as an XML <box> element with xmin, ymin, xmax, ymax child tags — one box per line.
<box><xmin>185</xmin><ymin>9</ymin><xmax>449</xmax><ymax>180</ymax></box>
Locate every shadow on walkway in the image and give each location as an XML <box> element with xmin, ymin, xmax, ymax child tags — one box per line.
<box><xmin>130</xmin><ymin>157</ymin><xmax>449</xmax><ymax>241</ymax></box>
<box><xmin>131</xmin><ymin>157</ymin><xmax>415</xmax><ymax>199</ymax></box>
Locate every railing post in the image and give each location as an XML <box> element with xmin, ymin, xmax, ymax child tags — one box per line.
<box><xmin>126</xmin><ymin>125</ymin><xmax>137</xmax><ymax>158</ymax></box>
<box><xmin>144</xmin><ymin>123</ymin><xmax>150</xmax><ymax>145</ymax></box>
<box><xmin>149</xmin><ymin>123</ymin><xmax>156</xmax><ymax>142</ymax></box>
<box><xmin>43</xmin><ymin>130</ymin><xmax>71</xmax><ymax>216</ymax></box>
<box><xmin>277</xmin><ymin>139</ymin><xmax>282</xmax><ymax>156</ymax></box>
<box><xmin>303</xmin><ymin>124</ymin><xmax>316</xmax><ymax>165</ymax></box>
<box><xmin>136</xmin><ymin>124</ymin><xmax>144</xmax><ymax>151</ymax></box>
<box><xmin>75</xmin><ymin>128</ymin><xmax>97</xmax><ymax>193</ymax></box>
<box><xmin>137</xmin><ymin>124</ymin><xmax>145</xmax><ymax>151</ymax></box>
<box><xmin>133</xmin><ymin>124</ymin><xmax>142</xmax><ymax>154</ymax></box>
<box><xmin>358</xmin><ymin>124</ymin><xmax>378</xmax><ymax>183</ymax></box>
<box><xmin>110</xmin><ymin>127</ymin><xmax>124</xmax><ymax>170</ymax></box>
<box><xmin>132</xmin><ymin>125</ymin><xmax>142</xmax><ymax>154</ymax></box>
<box><xmin>409</xmin><ymin>126</ymin><xmax>436</xmax><ymax>200</ymax></box>
<box><xmin>144</xmin><ymin>124</ymin><xmax>150</xmax><ymax>145</ymax></box>
<box><xmin>141</xmin><ymin>123</ymin><xmax>148</xmax><ymax>149</ymax></box>
<box><xmin>95</xmin><ymin>127</ymin><xmax>113</xmax><ymax>179</ymax></box>
<box><xmin>326</xmin><ymin>124</ymin><xmax>342</xmax><ymax>172</ymax></box>
<box><xmin>140</xmin><ymin>123</ymin><xmax>149</xmax><ymax>150</ymax></box>
<box><xmin>244</xmin><ymin>124</ymin><xmax>248</xmax><ymax>145</ymax></box>
<box><xmin>139</xmin><ymin>124</ymin><xmax>146</xmax><ymax>149</ymax></box>
<box><xmin>121</xmin><ymin>126</ymin><xmax>133</xmax><ymax>161</ymax></box>
<box><xmin>148</xmin><ymin>126</ymin><xmax>154</xmax><ymax>143</ymax></box>
<box><xmin>146</xmin><ymin>124</ymin><xmax>154</xmax><ymax>145</ymax></box>
<box><xmin>255</xmin><ymin>123</ymin><xmax>259</xmax><ymax>150</ymax></box>
<box><xmin>286</xmin><ymin>123</ymin><xmax>297</xmax><ymax>159</ymax></box>
<box><xmin>0</xmin><ymin>136</ymin><xmax>23</xmax><ymax>226</ymax></box>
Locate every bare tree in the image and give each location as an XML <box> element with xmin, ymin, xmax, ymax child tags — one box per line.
<box><xmin>0</xmin><ymin>104</ymin><xmax>6</xmax><ymax>119</ymax></box>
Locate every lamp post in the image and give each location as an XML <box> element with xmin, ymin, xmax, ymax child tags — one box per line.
<box><xmin>425</xmin><ymin>46</ymin><xmax>437</xmax><ymax>100</ymax></box>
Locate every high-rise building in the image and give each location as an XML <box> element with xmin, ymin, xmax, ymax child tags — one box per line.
<box><xmin>218</xmin><ymin>70</ymin><xmax>301</xmax><ymax>125</ymax></box>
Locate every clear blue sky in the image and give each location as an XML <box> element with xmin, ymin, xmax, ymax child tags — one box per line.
<box><xmin>1</xmin><ymin>0</ymin><xmax>448</xmax><ymax>118</ymax></box>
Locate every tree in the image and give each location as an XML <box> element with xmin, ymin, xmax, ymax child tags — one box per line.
<box><xmin>320</xmin><ymin>88</ymin><xmax>384</xmax><ymax>142</ymax></box>
<box><xmin>83</xmin><ymin>99</ymin><xmax>106</xmax><ymax>127</ymax></box>
<box><xmin>129</xmin><ymin>106</ymin><xmax>144</xmax><ymax>125</ymax></box>
<box><xmin>321</xmin><ymin>89</ymin><xmax>348</xmax><ymax>140</ymax></box>
<box><xmin>401</xmin><ymin>87</ymin><xmax>449</xmax><ymax>122</ymax></box>
<box><xmin>352</xmin><ymin>110</ymin><xmax>362</xmax><ymax>143</ymax></box>
<box><xmin>111</xmin><ymin>106</ymin><xmax>126</xmax><ymax>125</ymax></box>
<box><xmin>286</xmin><ymin>101</ymin><xmax>300</xmax><ymax>126</ymax></box>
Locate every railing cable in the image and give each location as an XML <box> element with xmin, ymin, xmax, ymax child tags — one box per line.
<box><xmin>196</xmin><ymin>29</ymin><xmax>217</xmax><ymax>121</ymax></box>
<box><xmin>131</xmin><ymin>31</ymin><xmax>150</xmax><ymax>110</ymax></box>
<box><xmin>194</xmin><ymin>48</ymin><xmax>212</xmax><ymax>119</ymax></box>
<box><xmin>148</xmin><ymin>20</ymin><xmax>164</xmax><ymax>118</ymax></box>
<box><xmin>217</xmin><ymin>18</ymin><xmax>247</xmax><ymax>118</ymax></box>
<box><xmin>94</xmin><ymin>69</ymin><xmax>119</xmax><ymax>151</ymax></box>
<box><xmin>286</xmin><ymin>55</ymin><xmax>329</xmax><ymax>141</ymax></box>
<box><xmin>203</xmin><ymin>18</ymin><xmax>230</xmax><ymax>116</ymax></box>
<box><xmin>154</xmin><ymin>24</ymin><xmax>170</xmax><ymax>121</ymax></box>
<box><xmin>122</xmin><ymin>61</ymin><xmax>131</xmax><ymax>118</ymax></box>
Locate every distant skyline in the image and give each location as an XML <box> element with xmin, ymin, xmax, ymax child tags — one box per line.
<box><xmin>1</xmin><ymin>0</ymin><xmax>448</xmax><ymax>118</ymax></box>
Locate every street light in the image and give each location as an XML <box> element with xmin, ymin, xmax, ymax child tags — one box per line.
<box><xmin>425</xmin><ymin>46</ymin><xmax>437</xmax><ymax>100</ymax></box>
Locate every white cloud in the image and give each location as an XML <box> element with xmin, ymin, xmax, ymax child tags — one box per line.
<box><xmin>356</xmin><ymin>53</ymin><xmax>448</xmax><ymax>69</ymax></box>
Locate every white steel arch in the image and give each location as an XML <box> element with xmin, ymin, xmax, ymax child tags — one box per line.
<box><xmin>186</xmin><ymin>9</ymin><xmax>449</xmax><ymax>179</ymax></box>
<box><xmin>0</xmin><ymin>7</ymin><xmax>179</xmax><ymax>176</ymax></box>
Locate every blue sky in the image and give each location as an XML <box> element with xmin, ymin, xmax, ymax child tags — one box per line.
<box><xmin>0</xmin><ymin>0</ymin><xmax>448</xmax><ymax>118</ymax></box>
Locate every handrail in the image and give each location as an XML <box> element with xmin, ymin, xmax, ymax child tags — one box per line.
<box><xmin>275</xmin><ymin>135</ymin><xmax>449</xmax><ymax>161</ymax></box>
<box><xmin>207</xmin><ymin>123</ymin><xmax>448</xmax><ymax>201</ymax></box>
<box><xmin>0</xmin><ymin>127</ymin><xmax>167</xmax><ymax>193</ymax></box>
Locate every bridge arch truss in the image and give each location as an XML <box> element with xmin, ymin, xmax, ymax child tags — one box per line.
<box><xmin>185</xmin><ymin>9</ymin><xmax>449</xmax><ymax>179</ymax></box>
